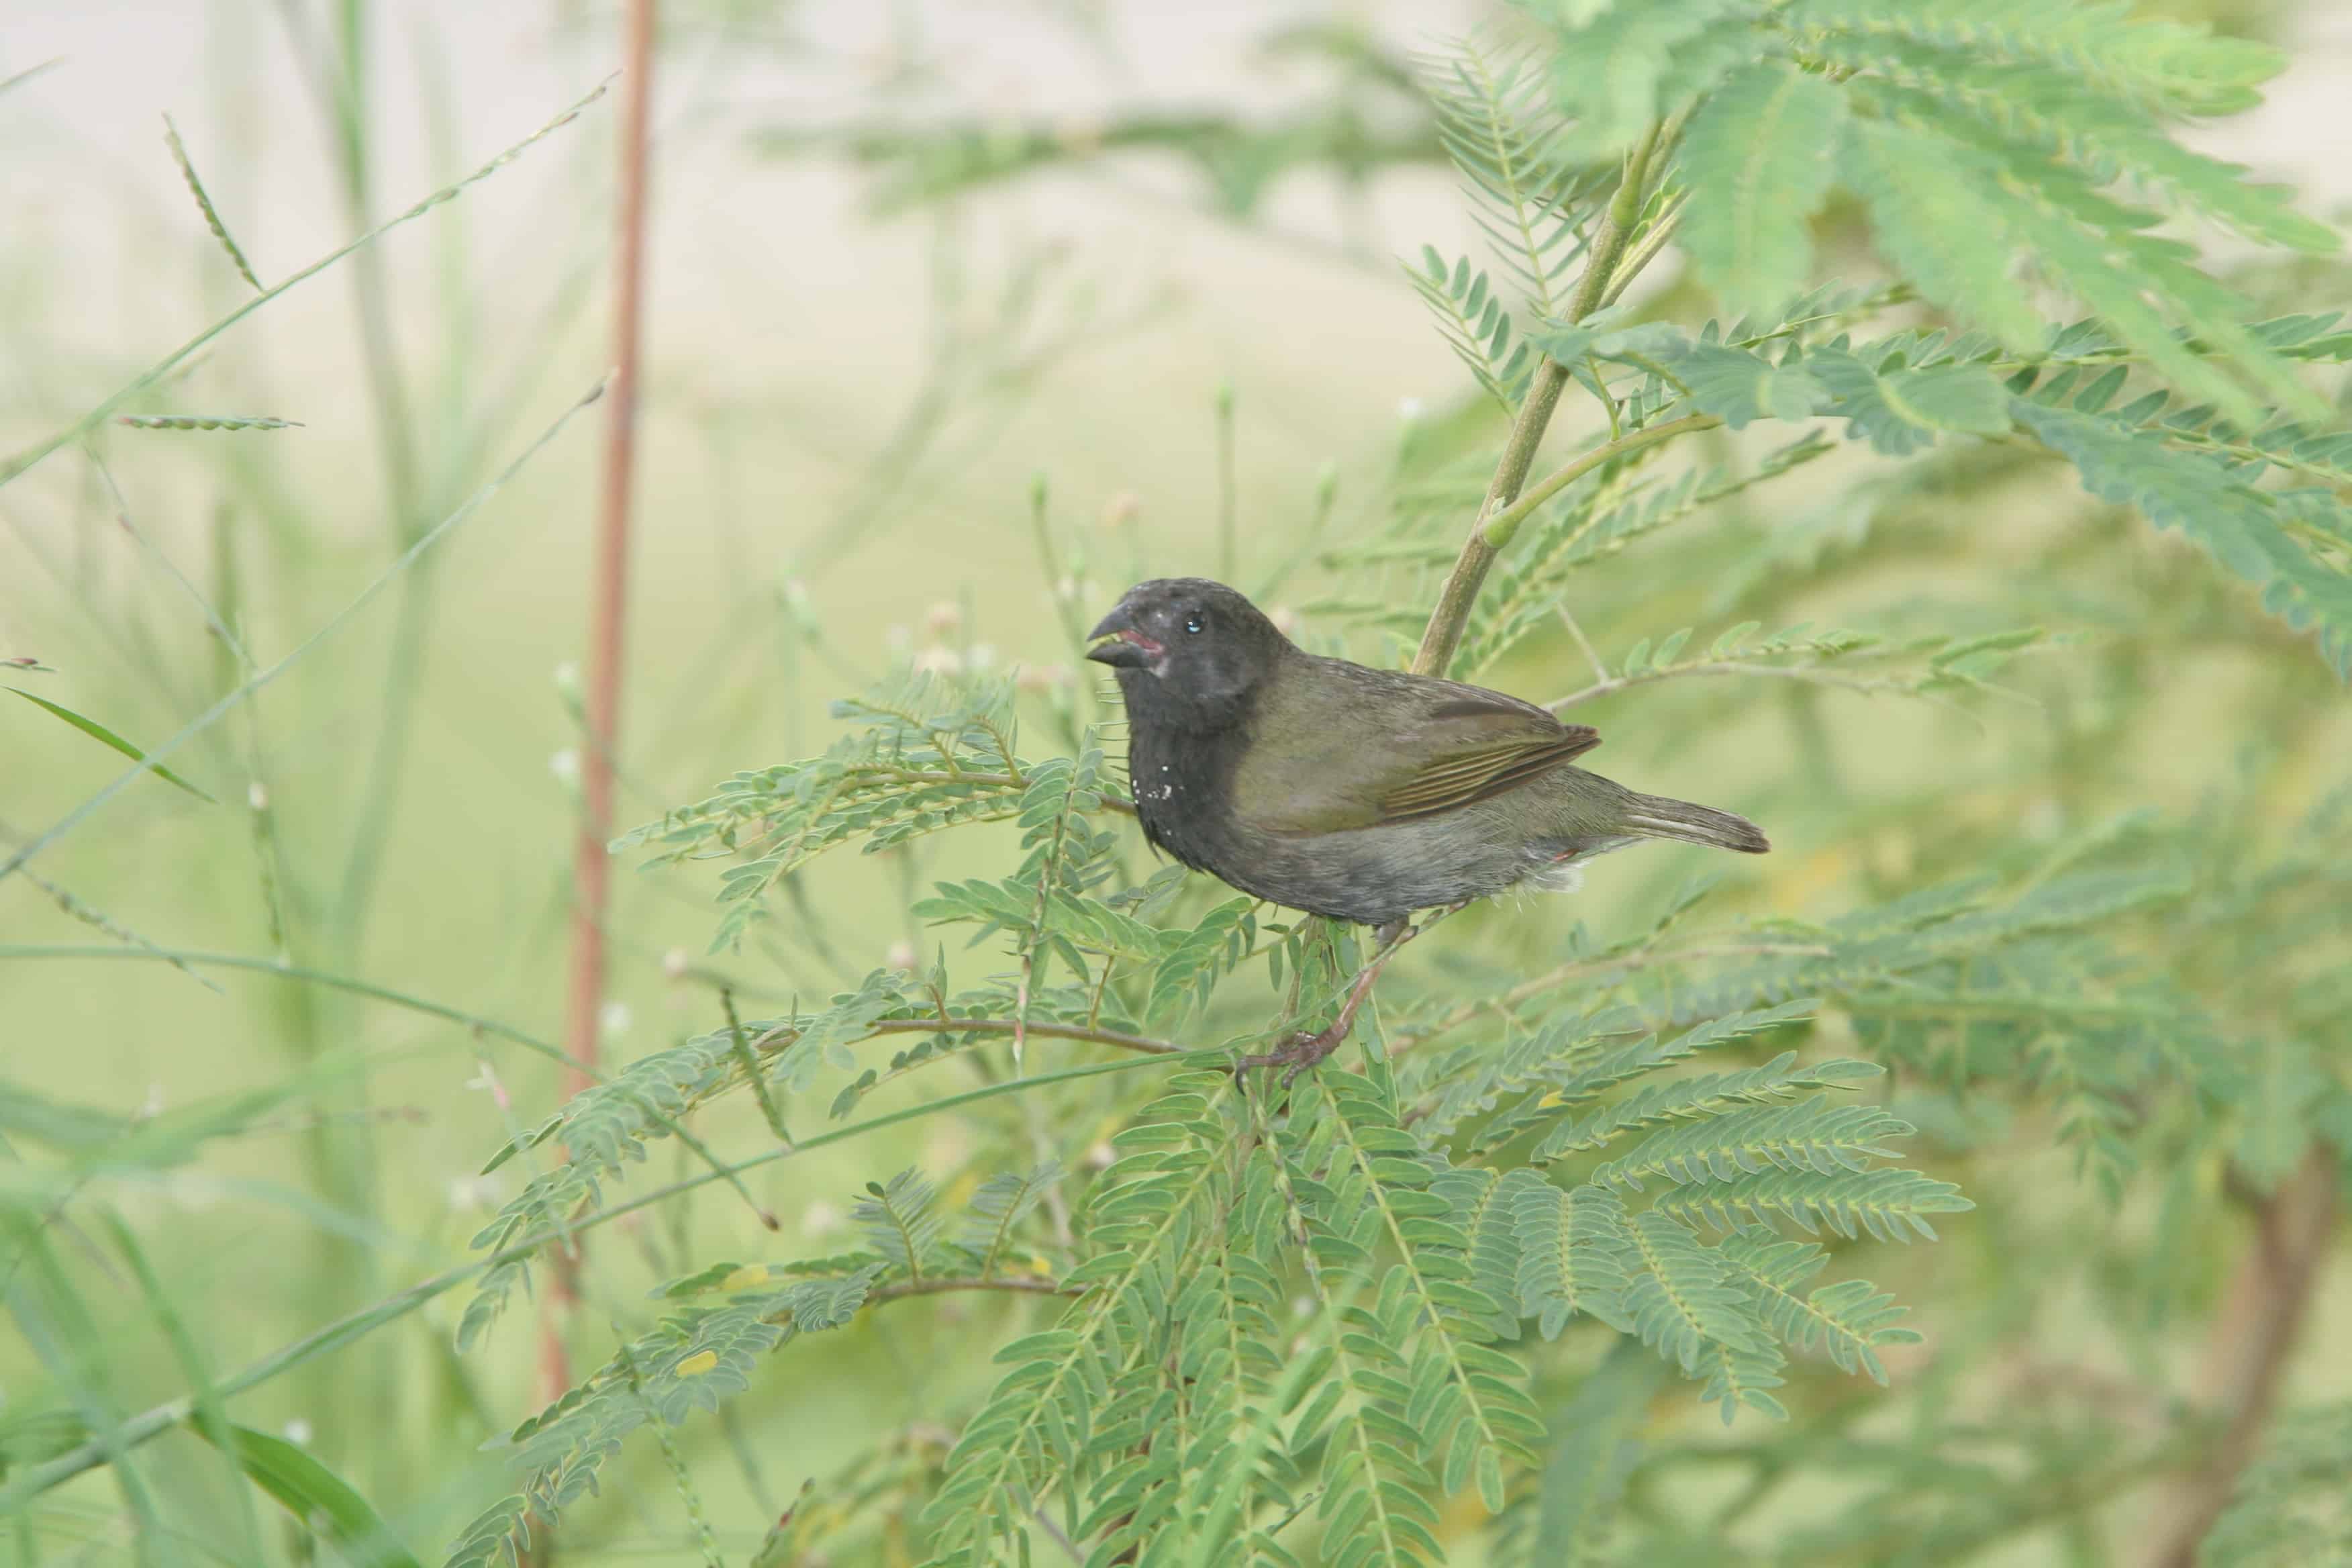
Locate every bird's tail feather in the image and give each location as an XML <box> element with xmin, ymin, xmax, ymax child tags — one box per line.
<box><xmin>1618</xmin><ymin>791</ymin><xmax>1770</xmax><ymax>854</ymax></box>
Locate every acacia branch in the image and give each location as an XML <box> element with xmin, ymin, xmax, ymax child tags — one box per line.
<box><xmin>834</xmin><ymin>767</ymin><xmax>1139</xmax><ymax>817</ymax></box>
<box><xmin>1390</xmin><ymin>940</ymin><xmax>1832</xmax><ymax>1070</ymax></box>
<box><xmin>748</xmin><ymin>1014</ymin><xmax>1185</xmax><ymax>1059</ymax></box>
<box><xmin>875</xmin><ymin>1016</ymin><xmax>1182</xmax><ymax>1056</ymax></box>
<box><xmin>1602</xmin><ymin>197</ymin><xmax>1685</xmax><ymax>308</ymax></box>
<box><xmin>1413</xmin><ymin>119</ymin><xmax>1671</xmax><ymax>678</ymax></box>
<box><xmin>869</xmin><ymin>1275</ymin><xmax>1079</xmax><ymax>1306</ymax></box>
<box><xmin>1481</xmin><ymin>413</ymin><xmax>1720</xmax><ymax>552</ymax></box>
<box><xmin>2141</xmin><ymin>1146</ymin><xmax>2339</xmax><ymax>1568</ymax></box>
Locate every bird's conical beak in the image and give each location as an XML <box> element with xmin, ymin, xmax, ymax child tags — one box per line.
<box><xmin>1085</xmin><ymin>603</ymin><xmax>1160</xmax><ymax>669</ymax></box>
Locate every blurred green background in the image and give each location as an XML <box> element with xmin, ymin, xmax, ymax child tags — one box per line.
<box><xmin>5</xmin><ymin>1</ymin><xmax>2351</xmax><ymax>1563</ymax></box>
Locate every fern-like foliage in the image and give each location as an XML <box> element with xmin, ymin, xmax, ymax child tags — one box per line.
<box><xmin>2203</xmin><ymin>1402</ymin><xmax>2352</xmax><ymax>1567</ymax></box>
<box><xmin>455</xmin><ymin>675</ymin><xmax>2324</xmax><ymax>1563</ymax></box>
<box><xmin>428</xmin><ymin>12</ymin><xmax>2352</xmax><ymax>1568</ymax></box>
<box><xmin>1406</xmin><ymin>248</ymin><xmax>1540</xmax><ymax>414</ymax></box>
<box><xmin>1675</xmin><ymin>59</ymin><xmax>1847</xmax><ymax>317</ymax></box>
<box><xmin>1420</xmin><ymin>38</ymin><xmax>1606</xmax><ymax>318</ymax></box>
<box><xmin>854</xmin><ymin>1169</ymin><xmax>944</xmax><ymax>1280</ymax></box>
<box><xmin>922</xmin><ymin>1071</ymin><xmax>1252</xmax><ymax>1564</ymax></box>
<box><xmin>1416</xmin><ymin>998</ymin><xmax>1957</xmax><ymax>1427</ymax></box>
<box><xmin>458</xmin><ymin>969</ymin><xmax>916</xmax><ymax>1349</ymax></box>
<box><xmin>448</xmin><ymin>1267</ymin><xmax>882</xmax><ymax>1568</ymax></box>
<box><xmin>620</xmin><ymin>673</ymin><xmax>1077</xmax><ymax>951</ymax></box>
<box><xmin>1441</xmin><ymin>2</ymin><xmax>2352</xmax><ymax>677</ymax></box>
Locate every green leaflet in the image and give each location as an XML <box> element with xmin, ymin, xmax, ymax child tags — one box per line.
<box><xmin>1406</xmin><ymin>247</ymin><xmax>1538</xmax><ymax>413</ymax></box>
<box><xmin>1836</xmin><ymin>114</ymin><xmax>2046</xmax><ymax>352</ymax></box>
<box><xmin>922</xmin><ymin>1071</ymin><xmax>1243</xmax><ymax>1565</ymax></box>
<box><xmin>1806</xmin><ymin>347</ymin><xmax>2012</xmax><ymax>454</ymax></box>
<box><xmin>1422</xmin><ymin>38</ymin><xmax>1608</xmax><ymax>317</ymax></box>
<box><xmin>2202</xmin><ymin>1402</ymin><xmax>2352</xmax><ymax>1567</ymax></box>
<box><xmin>1671</xmin><ymin>344</ymin><xmax>1826</xmax><ymax>428</ymax></box>
<box><xmin>1675</xmin><ymin>59</ymin><xmax>1849</xmax><ymax>318</ymax></box>
<box><xmin>1805</xmin><ymin>33</ymin><xmax>2337</xmax><ymax>254</ymax></box>
<box><xmin>447</xmin><ymin>1271</ymin><xmax>880</xmax><ymax>1568</ymax></box>
<box><xmin>1529</xmin><ymin>1337</ymin><xmax>1665</xmax><ymax>1564</ymax></box>
<box><xmin>853</xmin><ymin>1168</ymin><xmax>943</xmax><ymax>1280</ymax></box>
<box><xmin>2015</xmin><ymin>399</ymin><xmax>2352</xmax><ymax>677</ymax></box>
<box><xmin>1783</xmin><ymin>0</ymin><xmax>2288</xmax><ymax>116</ymax></box>
<box><xmin>1716</xmin><ymin>1229</ymin><xmax>1920</xmax><ymax>1383</ymax></box>
<box><xmin>1533</xmin><ymin>0</ymin><xmax>1762</xmax><ymax>157</ymax></box>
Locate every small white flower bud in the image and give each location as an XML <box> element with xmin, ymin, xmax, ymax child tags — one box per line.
<box><xmin>447</xmin><ymin>1175</ymin><xmax>499</xmax><ymax>1212</ymax></box>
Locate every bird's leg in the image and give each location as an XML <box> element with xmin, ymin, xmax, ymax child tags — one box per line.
<box><xmin>1236</xmin><ymin>954</ymin><xmax>1389</xmax><ymax>1086</ymax></box>
<box><xmin>1237</xmin><ymin>916</ymin><xmax>1428</xmax><ymax>1087</ymax></box>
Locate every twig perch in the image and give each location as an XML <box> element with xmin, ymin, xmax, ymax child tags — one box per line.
<box><xmin>2141</xmin><ymin>1146</ymin><xmax>2339</xmax><ymax>1568</ymax></box>
<box><xmin>1412</xmin><ymin>119</ymin><xmax>1669</xmax><ymax>679</ymax></box>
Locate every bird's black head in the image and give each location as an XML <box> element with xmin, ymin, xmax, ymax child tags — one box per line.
<box><xmin>1085</xmin><ymin>577</ymin><xmax>1290</xmax><ymax>722</ymax></box>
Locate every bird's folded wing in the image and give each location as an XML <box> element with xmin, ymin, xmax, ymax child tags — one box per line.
<box><xmin>1379</xmin><ymin>724</ymin><xmax>1601</xmax><ymax>818</ymax></box>
<box><xmin>1239</xmin><ymin>673</ymin><xmax>1601</xmax><ymax>834</ymax></box>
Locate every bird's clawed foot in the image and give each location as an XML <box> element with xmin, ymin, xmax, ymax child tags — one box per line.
<box><xmin>1234</xmin><ymin>907</ymin><xmax>1465</xmax><ymax>1089</ymax></box>
<box><xmin>1236</xmin><ymin>1018</ymin><xmax>1354</xmax><ymax>1088</ymax></box>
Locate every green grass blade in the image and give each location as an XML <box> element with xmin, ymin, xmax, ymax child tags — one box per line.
<box><xmin>3</xmin><ymin>1212</ymin><xmax>185</xmax><ymax>1567</ymax></box>
<box><xmin>115</xmin><ymin>414</ymin><xmax>301</xmax><ymax>432</ymax></box>
<box><xmin>103</xmin><ymin>1212</ymin><xmax>266</xmax><ymax>1565</ymax></box>
<box><xmin>186</xmin><ymin>1422</ymin><xmax>425</xmax><ymax>1568</ymax></box>
<box><xmin>5</xmin><ymin>688</ymin><xmax>215</xmax><ymax>801</ymax></box>
<box><xmin>0</xmin><ymin>944</ymin><xmax>584</xmax><ymax>1075</ymax></box>
<box><xmin>0</xmin><ymin>58</ymin><xmax>62</xmax><ymax>97</ymax></box>
<box><xmin>0</xmin><ymin>377</ymin><xmax>607</xmax><ymax>888</ymax></box>
<box><xmin>0</xmin><ymin>76</ymin><xmax>611</xmax><ymax>490</ymax></box>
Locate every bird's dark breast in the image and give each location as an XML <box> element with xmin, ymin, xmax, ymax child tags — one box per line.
<box><xmin>1118</xmin><ymin>679</ymin><xmax>1257</xmax><ymax>883</ymax></box>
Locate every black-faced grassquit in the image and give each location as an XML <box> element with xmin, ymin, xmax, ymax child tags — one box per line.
<box><xmin>1087</xmin><ymin>578</ymin><xmax>1769</xmax><ymax>1075</ymax></box>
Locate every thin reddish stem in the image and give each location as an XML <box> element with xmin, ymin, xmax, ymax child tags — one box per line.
<box><xmin>545</xmin><ymin>0</ymin><xmax>656</xmax><ymax>1397</ymax></box>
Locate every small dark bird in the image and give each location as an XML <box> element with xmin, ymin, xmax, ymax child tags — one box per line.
<box><xmin>1086</xmin><ymin>577</ymin><xmax>1769</xmax><ymax>1075</ymax></box>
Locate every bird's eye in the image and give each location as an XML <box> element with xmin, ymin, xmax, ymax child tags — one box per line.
<box><xmin>1183</xmin><ymin>614</ymin><xmax>1204</xmax><ymax>635</ymax></box>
